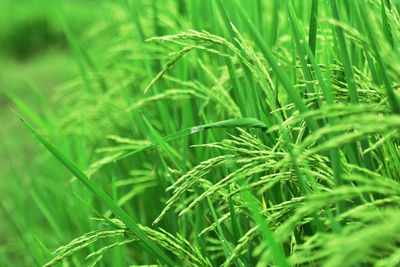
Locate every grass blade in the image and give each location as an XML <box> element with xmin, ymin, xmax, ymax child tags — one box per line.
<box><xmin>13</xmin><ymin>111</ymin><xmax>176</xmax><ymax>266</ymax></box>
<box><xmin>308</xmin><ymin>0</ymin><xmax>319</xmax><ymax>56</ymax></box>
<box><xmin>357</xmin><ymin>0</ymin><xmax>400</xmax><ymax>114</ymax></box>
<box><xmin>101</xmin><ymin>117</ymin><xmax>269</xmax><ymax>168</ymax></box>
<box><xmin>330</xmin><ymin>0</ymin><xmax>359</xmax><ymax>104</ymax></box>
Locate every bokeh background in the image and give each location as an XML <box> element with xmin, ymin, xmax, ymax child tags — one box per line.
<box><xmin>0</xmin><ymin>1</ymin><xmax>102</xmax><ymax>265</ymax></box>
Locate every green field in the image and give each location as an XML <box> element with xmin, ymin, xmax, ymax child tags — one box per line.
<box><xmin>2</xmin><ymin>0</ymin><xmax>400</xmax><ymax>266</ymax></box>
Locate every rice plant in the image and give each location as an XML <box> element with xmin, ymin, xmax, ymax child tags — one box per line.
<box><xmin>3</xmin><ymin>0</ymin><xmax>400</xmax><ymax>266</ymax></box>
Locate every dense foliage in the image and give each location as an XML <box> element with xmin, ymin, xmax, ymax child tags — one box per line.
<box><xmin>2</xmin><ymin>0</ymin><xmax>400</xmax><ymax>266</ymax></box>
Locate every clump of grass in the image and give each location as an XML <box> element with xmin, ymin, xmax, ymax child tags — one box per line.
<box><xmin>4</xmin><ymin>0</ymin><xmax>400</xmax><ymax>266</ymax></box>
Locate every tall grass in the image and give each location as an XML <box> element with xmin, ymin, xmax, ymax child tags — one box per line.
<box><xmin>3</xmin><ymin>0</ymin><xmax>400</xmax><ymax>266</ymax></box>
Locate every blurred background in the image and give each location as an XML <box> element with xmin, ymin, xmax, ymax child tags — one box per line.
<box><xmin>0</xmin><ymin>0</ymin><xmax>195</xmax><ymax>264</ymax></box>
<box><xmin>0</xmin><ymin>0</ymin><xmax>103</xmax><ymax>265</ymax></box>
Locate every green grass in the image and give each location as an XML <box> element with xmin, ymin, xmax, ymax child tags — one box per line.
<box><xmin>2</xmin><ymin>0</ymin><xmax>400</xmax><ymax>266</ymax></box>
